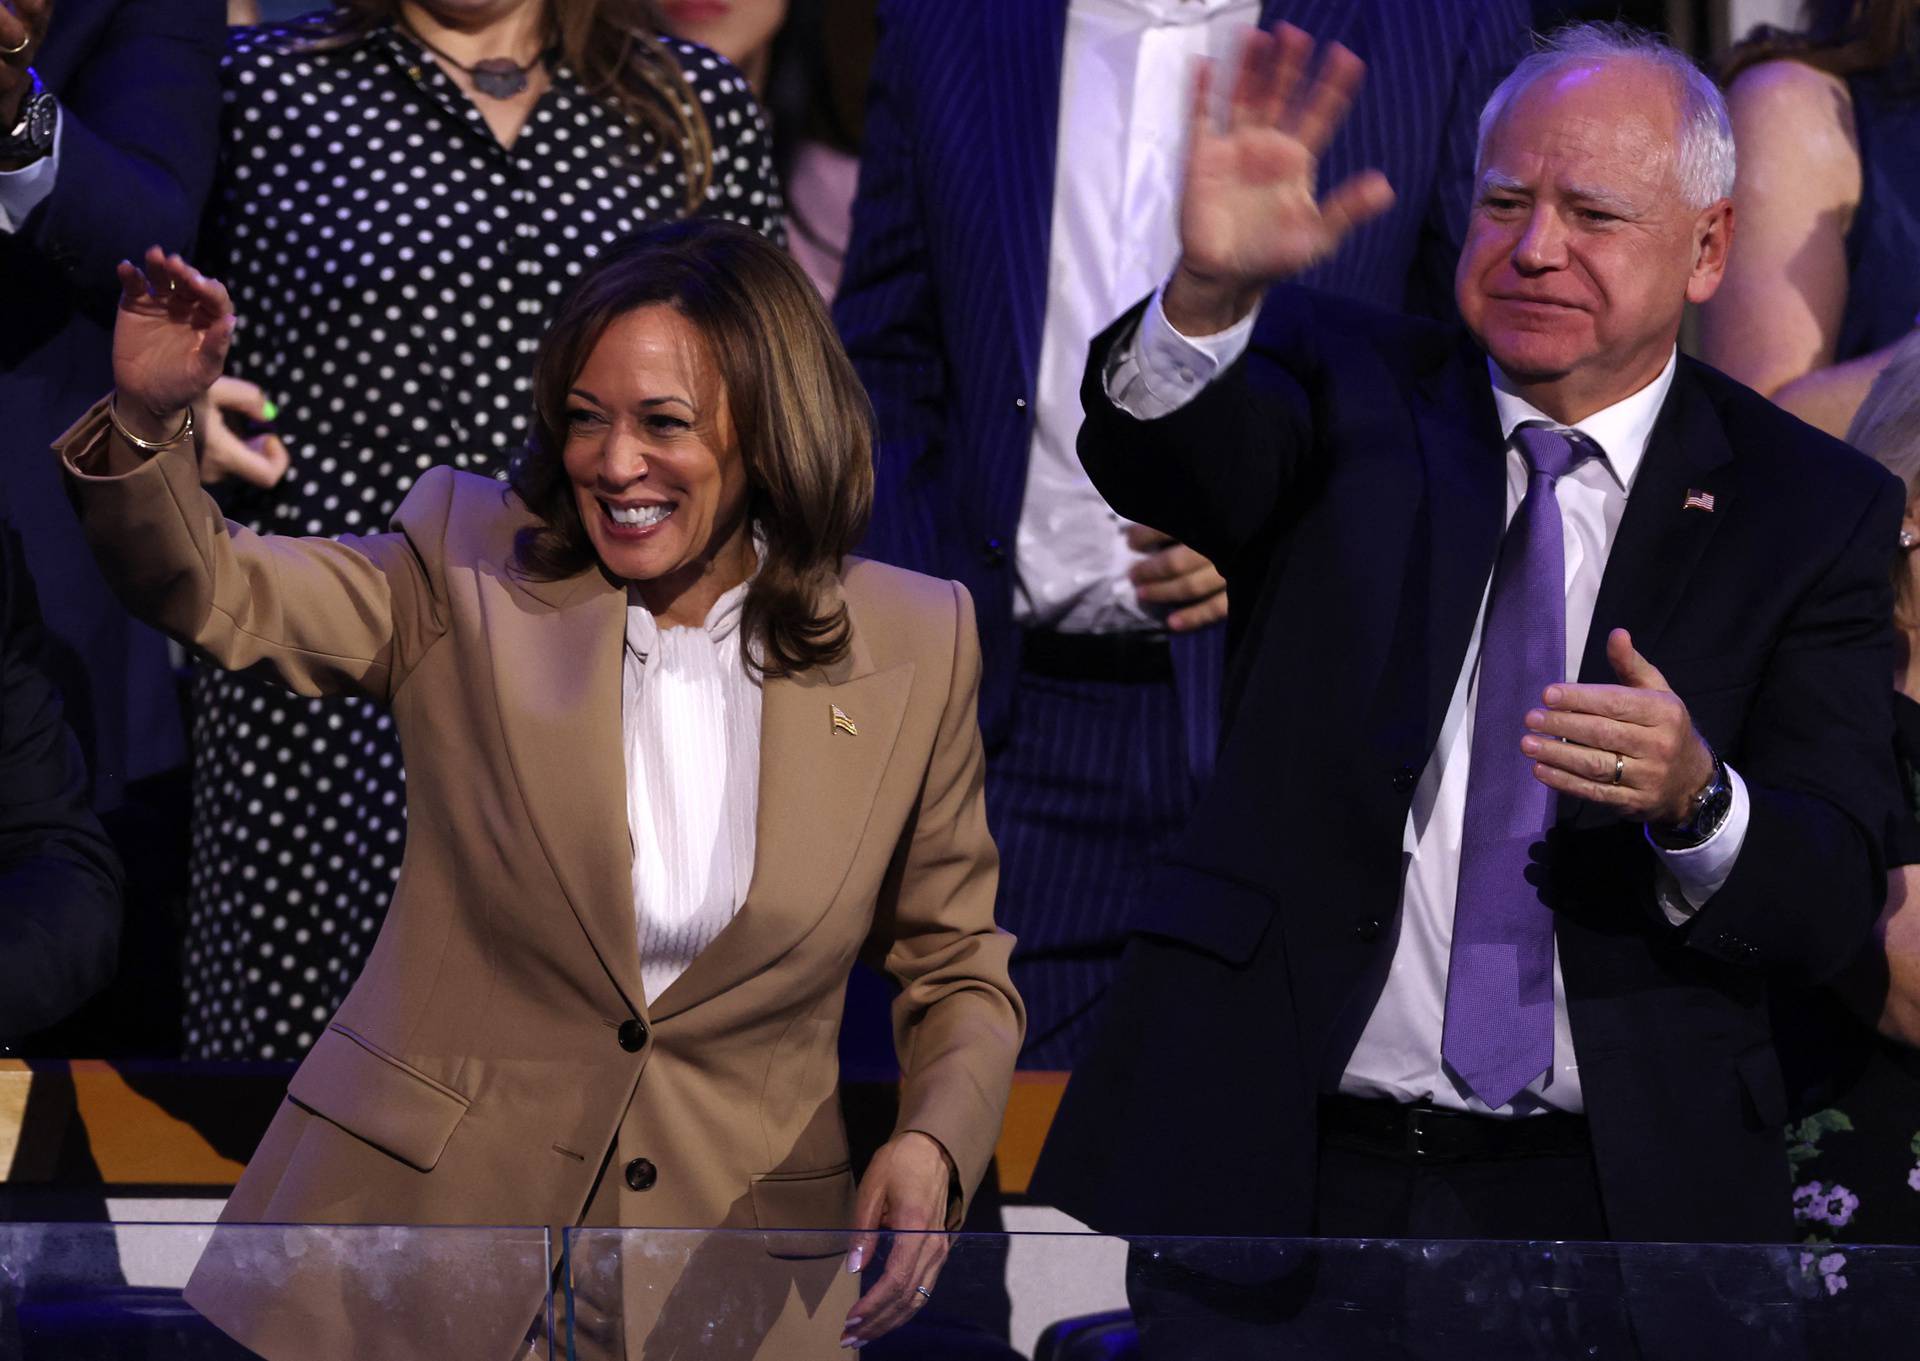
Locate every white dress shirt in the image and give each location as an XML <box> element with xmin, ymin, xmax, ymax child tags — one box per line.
<box><xmin>1111</xmin><ymin>289</ymin><xmax>1752</xmax><ymax>1114</ymax></box>
<box><xmin>623</xmin><ymin>578</ymin><xmax>763</xmax><ymax>1005</ymax></box>
<box><xmin>0</xmin><ymin>115</ymin><xmax>61</xmax><ymax>234</ymax></box>
<box><xmin>1015</xmin><ymin>0</ymin><xmax>1257</xmax><ymax>634</ymax></box>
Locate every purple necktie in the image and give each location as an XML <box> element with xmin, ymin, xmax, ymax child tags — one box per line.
<box><xmin>1441</xmin><ymin>423</ymin><xmax>1589</xmax><ymax>1111</ymax></box>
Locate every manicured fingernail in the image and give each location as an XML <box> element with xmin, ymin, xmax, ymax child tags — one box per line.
<box><xmin>261</xmin><ymin>400</ymin><xmax>279</xmax><ymax>423</ymax></box>
<box><xmin>847</xmin><ymin>1247</ymin><xmax>864</xmax><ymax>1274</ymax></box>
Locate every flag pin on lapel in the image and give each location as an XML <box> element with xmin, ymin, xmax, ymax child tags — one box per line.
<box><xmin>1683</xmin><ymin>488</ymin><xmax>1716</xmax><ymax>513</ymax></box>
<box><xmin>830</xmin><ymin>704</ymin><xmax>859</xmax><ymax>737</ymax></box>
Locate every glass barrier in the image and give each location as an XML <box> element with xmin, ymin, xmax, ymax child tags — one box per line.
<box><xmin>0</xmin><ymin>1221</ymin><xmax>553</xmax><ymax>1360</ymax></box>
<box><xmin>5</xmin><ymin>1222</ymin><xmax>1920</xmax><ymax>1359</ymax></box>
<box><xmin>562</xmin><ymin>1227</ymin><xmax>1920</xmax><ymax>1361</ymax></box>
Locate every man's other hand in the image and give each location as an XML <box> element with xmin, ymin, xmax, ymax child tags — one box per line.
<box><xmin>1521</xmin><ymin>628</ymin><xmax>1716</xmax><ymax>826</ymax></box>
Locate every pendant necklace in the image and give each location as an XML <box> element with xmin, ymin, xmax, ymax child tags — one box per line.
<box><xmin>401</xmin><ymin>21</ymin><xmax>552</xmax><ymax>100</ymax></box>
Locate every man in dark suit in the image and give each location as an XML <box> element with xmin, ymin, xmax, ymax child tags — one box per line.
<box><xmin>0</xmin><ymin>508</ymin><xmax>121</xmax><ymax>1042</ymax></box>
<box><xmin>834</xmin><ymin>0</ymin><xmax>1531</xmax><ymax>1072</ymax></box>
<box><xmin>0</xmin><ymin>0</ymin><xmax>221</xmax><ymax>816</ymax></box>
<box><xmin>1032</xmin><ymin>20</ymin><xmax>1903</xmax><ymax>1346</ymax></box>
<box><xmin>0</xmin><ymin>0</ymin><xmax>218</xmax><ymax>1054</ymax></box>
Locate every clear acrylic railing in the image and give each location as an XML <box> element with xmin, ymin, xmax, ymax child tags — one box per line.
<box><xmin>6</xmin><ymin>1221</ymin><xmax>1920</xmax><ymax>1359</ymax></box>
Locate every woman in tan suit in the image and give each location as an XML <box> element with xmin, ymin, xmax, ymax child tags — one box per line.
<box><xmin>58</xmin><ymin>220</ymin><xmax>1023</xmax><ymax>1359</ymax></box>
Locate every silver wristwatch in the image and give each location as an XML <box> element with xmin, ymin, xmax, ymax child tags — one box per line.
<box><xmin>0</xmin><ymin>68</ymin><xmax>57</xmax><ymax>164</ymax></box>
<box><xmin>1649</xmin><ymin>745</ymin><xmax>1733</xmax><ymax>850</ymax></box>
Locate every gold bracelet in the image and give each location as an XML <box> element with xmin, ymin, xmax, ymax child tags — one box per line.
<box><xmin>106</xmin><ymin>399</ymin><xmax>195</xmax><ymax>454</ymax></box>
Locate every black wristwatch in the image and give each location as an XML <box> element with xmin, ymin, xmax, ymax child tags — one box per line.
<box><xmin>0</xmin><ymin>68</ymin><xmax>58</xmax><ymax>166</ymax></box>
<box><xmin>1649</xmin><ymin>745</ymin><xmax>1733</xmax><ymax>850</ymax></box>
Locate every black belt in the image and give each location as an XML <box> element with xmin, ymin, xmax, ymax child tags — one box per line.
<box><xmin>1319</xmin><ymin>1094</ymin><xmax>1591</xmax><ymax>1164</ymax></box>
<box><xmin>1020</xmin><ymin>628</ymin><xmax>1173</xmax><ymax>684</ymax></box>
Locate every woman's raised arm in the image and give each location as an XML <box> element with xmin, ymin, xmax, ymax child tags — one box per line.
<box><xmin>55</xmin><ymin>248</ymin><xmax>451</xmax><ymax>704</ymax></box>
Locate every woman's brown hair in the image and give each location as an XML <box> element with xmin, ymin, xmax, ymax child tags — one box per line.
<box><xmin>298</xmin><ymin>1</ymin><xmax>714</xmax><ymax>208</ymax></box>
<box><xmin>511</xmin><ymin>218</ymin><xmax>875</xmax><ymax>677</ymax></box>
<box><xmin>1723</xmin><ymin>0</ymin><xmax>1920</xmax><ymax>84</ymax></box>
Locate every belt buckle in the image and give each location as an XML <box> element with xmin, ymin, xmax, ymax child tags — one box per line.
<box><xmin>1406</xmin><ymin>1104</ymin><xmax>1433</xmax><ymax>1160</ymax></box>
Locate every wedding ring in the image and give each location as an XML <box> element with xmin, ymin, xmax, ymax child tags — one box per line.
<box><xmin>0</xmin><ymin>32</ymin><xmax>29</xmax><ymax>56</ymax></box>
<box><xmin>914</xmin><ymin>1286</ymin><xmax>934</xmax><ymax>1301</ymax></box>
<box><xmin>1612</xmin><ymin>753</ymin><xmax>1626</xmax><ymax>786</ymax></box>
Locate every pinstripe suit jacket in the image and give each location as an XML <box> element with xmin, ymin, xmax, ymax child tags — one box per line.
<box><xmin>832</xmin><ymin>0</ymin><xmax>1532</xmax><ymax>779</ymax></box>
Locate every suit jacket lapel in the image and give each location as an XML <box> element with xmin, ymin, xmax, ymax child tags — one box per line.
<box><xmin>984</xmin><ymin>0</ymin><xmax>1069</xmax><ymax>386</ymax></box>
<box><xmin>1576</xmin><ymin>362</ymin><xmax>1735</xmax><ymax>686</ymax></box>
<box><xmin>648</xmin><ymin>589</ymin><xmax>916</xmax><ymax>1022</ymax></box>
<box><xmin>485</xmin><ymin>564</ymin><xmax>645</xmax><ymax>1017</ymax></box>
<box><xmin>1413</xmin><ymin>335</ymin><xmax>1508</xmax><ymax>754</ymax></box>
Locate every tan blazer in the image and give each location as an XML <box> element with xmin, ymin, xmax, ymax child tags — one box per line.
<box><xmin>57</xmin><ymin>401</ymin><xmax>1024</xmax><ymax>1360</ymax></box>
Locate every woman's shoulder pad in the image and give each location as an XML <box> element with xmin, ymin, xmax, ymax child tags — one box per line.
<box><xmin>841</xmin><ymin>558</ymin><xmax>964</xmax><ymax>637</ymax></box>
<box><xmin>394</xmin><ymin>467</ymin><xmax>536</xmax><ymax>556</ymax></box>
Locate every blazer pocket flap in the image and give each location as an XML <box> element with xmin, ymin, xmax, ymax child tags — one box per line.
<box><xmin>749</xmin><ymin>1165</ymin><xmax>854</xmax><ymax>1261</ymax></box>
<box><xmin>288</xmin><ymin>1025</ymin><xmax>471</xmax><ymax>1173</ymax></box>
<box><xmin>1654</xmin><ymin>649</ymin><xmax>1766</xmax><ymax>698</ymax></box>
<box><xmin>1133</xmin><ymin>864</ymin><xmax>1276</xmax><ymax>965</ymax></box>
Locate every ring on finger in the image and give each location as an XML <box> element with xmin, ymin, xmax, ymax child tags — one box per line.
<box><xmin>0</xmin><ymin>32</ymin><xmax>28</xmax><ymax>56</ymax></box>
<box><xmin>1611</xmin><ymin>752</ymin><xmax>1626</xmax><ymax>786</ymax></box>
<box><xmin>914</xmin><ymin>1286</ymin><xmax>933</xmax><ymax>1303</ymax></box>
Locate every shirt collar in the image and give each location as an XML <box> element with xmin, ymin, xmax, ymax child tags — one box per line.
<box><xmin>1487</xmin><ymin>348</ymin><xmax>1678</xmax><ymax>492</ymax></box>
<box><xmin>1078</xmin><ymin>0</ymin><xmax>1256</xmax><ymax>24</ymax></box>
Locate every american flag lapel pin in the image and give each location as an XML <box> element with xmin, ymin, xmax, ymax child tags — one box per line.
<box><xmin>1683</xmin><ymin>488</ymin><xmax>1716</xmax><ymax>513</ymax></box>
<box><xmin>830</xmin><ymin>704</ymin><xmax>859</xmax><ymax>737</ymax></box>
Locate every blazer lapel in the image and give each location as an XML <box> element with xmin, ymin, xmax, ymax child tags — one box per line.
<box><xmin>648</xmin><ymin>590</ymin><xmax>916</xmax><ymax>1022</ymax></box>
<box><xmin>1576</xmin><ymin>363</ymin><xmax>1735</xmax><ymax>686</ymax></box>
<box><xmin>1565</xmin><ymin>363</ymin><xmax>1734</xmax><ymax>829</ymax></box>
<box><xmin>983</xmin><ymin>0</ymin><xmax>1069</xmax><ymax>386</ymax></box>
<box><xmin>1412</xmin><ymin>336</ymin><xmax>1508</xmax><ymax>753</ymax></box>
<box><xmin>484</xmin><ymin>564</ymin><xmax>645</xmax><ymax>1017</ymax></box>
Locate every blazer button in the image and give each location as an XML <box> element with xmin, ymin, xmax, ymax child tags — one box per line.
<box><xmin>981</xmin><ymin>538</ymin><xmax>1007</xmax><ymax>568</ymax></box>
<box><xmin>617</xmin><ymin>1019</ymin><xmax>648</xmax><ymax>1052</ymax></box>
<box><xmin>624</xmin><ymin>1157</ymin><xmax>658</xmax><ymax>1192</ymax></box>
<box><xmin>1354</xmin><ymin>917</ymin><xmax>1382</xmax><ymax>943</ymax></box>
<box><xmin>1391</xmin><ymin>766</ymin><xmax>1418</xmax><ymax>795</ymax></box>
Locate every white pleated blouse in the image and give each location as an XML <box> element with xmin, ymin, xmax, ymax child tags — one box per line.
<box><xmin>622</xmin><ymin>578</ymin><xmax>762</xmax><ymax>1005</ymax></box>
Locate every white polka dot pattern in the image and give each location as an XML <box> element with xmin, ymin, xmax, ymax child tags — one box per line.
<box><xmin>182</xmin><ymin>21</ymin><xmax>782</xmax><ymax>1060</ymax></box>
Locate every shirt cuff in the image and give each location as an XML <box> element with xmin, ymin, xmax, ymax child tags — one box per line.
<box><xmin>0</xmin><ymin>114</ymin><xmax>62</xmax><ymax>235</ymax></box>
<box><xmin>1649</xmin><ymin>764</ymin><xmax>1751</xmax><ymax>923</ymax></box>
<box><xmin>1103</xmin><ymin>283</ymin><xmax>1259</xmax><ymax>420</ymax></box>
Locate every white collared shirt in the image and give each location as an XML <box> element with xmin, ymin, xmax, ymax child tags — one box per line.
<box><xmin>1014</xmin><ymin>0</ymin><xmax>1257</xmax><ymax>634</ymax></box>
<box><xmin>623</xmin><ymin>577</ymin><xmax>763</xmax><ymax>1005</ymax></box>
<box><xmin>1111</xmin><ymin>291</ymin><xmax>1751</xmax><ymax>1114</ymax></box>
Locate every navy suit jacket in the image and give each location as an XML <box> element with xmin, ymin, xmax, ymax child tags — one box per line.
<box><xmin>0</xmin><ymin>0</ymin><xmax>222</xmax><ymax>810</ymax></box>
<box><xmin>833</xmin><ymin>0</ymin><xmax>1529</xmax><ymax>781</ymax></box>
<box><xmin>0</xmin><ymin>512</ymin><xmax>121</xmax><ymax>1040</ymax></box>
<box><xmin>1030</xmin><ymin>291</ymin><xmax>1906</xmax><ymax>1243</ymax></box>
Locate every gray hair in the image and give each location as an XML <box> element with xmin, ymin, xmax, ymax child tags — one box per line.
<box><xmin>1475</xmin><ymin>23</ymin><xmax>1736</xmax><ymax>211</ymax></box>
<box><xmin>1848</xmin><ymin>330</ymin><xmax>1920</xmax><ymax>497</ymax></box>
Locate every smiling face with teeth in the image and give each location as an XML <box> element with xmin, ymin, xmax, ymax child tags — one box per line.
<box><xmin>562</xmin><ymin>304</ymin><xmax>757</xmax><ymax>627</ymax></box>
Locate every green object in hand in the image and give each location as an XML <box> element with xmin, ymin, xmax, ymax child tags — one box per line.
<box><xmin>261</xmin><ymin>399</ymin><xmax>279</xmax><ymax>423</ymax></box>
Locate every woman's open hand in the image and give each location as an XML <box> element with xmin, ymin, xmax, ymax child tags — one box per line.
<box><xmin>841</xmin><ymin>1130</ymin><xmax>956</xmax><ymax>1348</ymax></box>
<box><xmin>112</xmin><ymin>246</ymin><xmax>237</xmax><ymax>442</ymax></box>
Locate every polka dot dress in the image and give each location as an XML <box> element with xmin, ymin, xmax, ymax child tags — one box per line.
<box><xmin>184</xmin><ymin>19</ymin><xmax>781</xmax><ymax>1060</ymax></box>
